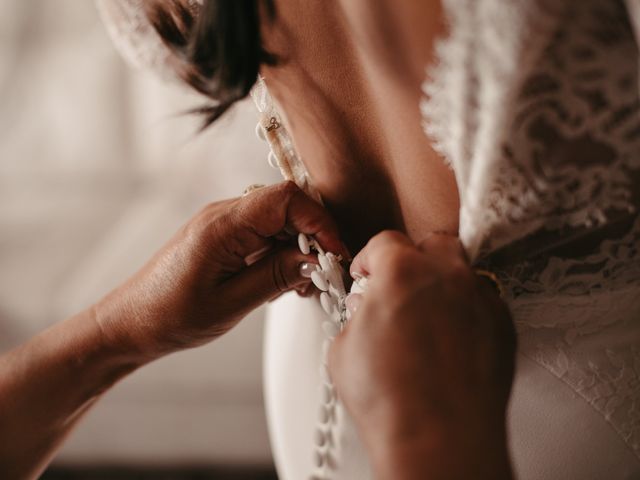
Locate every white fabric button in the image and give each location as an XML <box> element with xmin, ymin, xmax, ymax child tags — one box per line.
<box><xmin>321</xmin><ymin>339</ymin><xmax>332</xmax><ymax>359</ymax></box>
<box><xmin>325</xmin><ymin>452</ymin><xmax>337</xmax><ymax>469</ymax></box>
<box><xmin>326</xmin><ymin>270</ymin><xmax>343</xmax><ymax>291</ymax></box>
<box><xmin>321</xmin><ymin>384</ymin><xmax>333</xmax><ymax>404</ymax></box>
<box><xmin>318</xmin><ymin>253</ymin><xmax>332</xmax><ymax>271</ymax></box>
<box><xmin>314</xmin><ymin>428</ymin><xmax>326</xmax><ymax>446</ymax></box>
<box><xmin>320</xmin><ymin>292</ymin><xmax>336</xmax><ymax>315</ymax></box>
<box><xmin>298</xmin><ymin>233</ymin><xmax>311</xmax><ymax>254</ymax></box>
<box><xmin>268</xmin><ymin>151</ymin><xmax>279</xmax><ymax>169</ymax></box>
<box><xmin>320</xmin><ymin>365</ymin><xmax>331</xmax><ymax>382</ymax></box>
<box><xmin>313</xmin><ymin>450</ymin><xmax>324</xmax><ymax>468</ymax></box>
<box><xmin>319</xmin><ymin>405</ymin><xmax>330</xmax><ymax>423</ymax></box>
<box><xmin>311</xmin><ymin>270</ymin><xmax>329</xmax><ymax>291</ymax></box>
<box><xmin>310</xmin><ymin>238</ymin><xmax>323</xmax><ymax>254</ymax></box>
<box><xmin>255</xmin><ymin>122</ymin><xmax>266</xmax><ymax>141</ymax></box>
<box><xmin>329</xmin><ymin>405</ymin><xmax>336</xmax><ymax>422</ymax></box>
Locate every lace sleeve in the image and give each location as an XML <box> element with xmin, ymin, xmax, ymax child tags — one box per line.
<box><xmin>422</xmin><ymin>2</ymin><xmax>640</xmax><ymax>462</ymax></box>
<box><xmin>421</xmin><ymin>0</ymin><xmax>569</xmax><ymax>260</ymax></box>
<box><xmin>96</xmin><ymin>0</ymin><xmax>202</xmax><ymax>80</ymax></box>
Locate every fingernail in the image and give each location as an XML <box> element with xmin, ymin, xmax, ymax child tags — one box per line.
<box><xmin>345</xmin><ymin>293</ymin><xmax>362</xmax><ymax>314</ymax></box>
<box><xmin>299</xmin><ymin>262</ymin><xmax>317</xmax><ymax>279</ymax></box>
<box><xmin>350</xmin><ymin>270</ymin><xmax>363</xmax><ymax>280</ymax></box>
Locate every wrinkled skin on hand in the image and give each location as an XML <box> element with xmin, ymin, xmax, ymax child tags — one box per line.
<box><xmin>330</xmin><ymin>231</ymin><xmax>516</xmax><ymax>479</ymax></box>
<box><xmin>94</xmin><ymin>181</ymin><xmax>347</xmax><ymax>362</ymax></box>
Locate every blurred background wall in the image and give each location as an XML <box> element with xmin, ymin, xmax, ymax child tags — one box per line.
<box><xmin>0</xmin><ymin>0</ymin><xmax>281</xmax><ymax>473</ymax></box>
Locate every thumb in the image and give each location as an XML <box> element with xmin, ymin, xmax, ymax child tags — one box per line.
<box><xmin>216</xmin><ymin>246</ymin><xmax>316</xmax><ymax>318</ymax></box>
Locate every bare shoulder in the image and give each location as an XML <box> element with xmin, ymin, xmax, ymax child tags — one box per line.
<box><xmin>337</xmin><ymin>0</ymin><xmax>445</xmax><ymax>88</ymax></box>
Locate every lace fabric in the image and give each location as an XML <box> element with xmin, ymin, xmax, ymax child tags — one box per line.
<box><xmin>99</xmin><ymin>0</ymin><xmax>640</xmax><ymax>467</ymax></box>
<box><xmin>96</xmin><ymin>0</ymin><xmax>202</xmax><ymax>80</ymax></box>
<box><xmin>501</xmin><ymin>214</ymin><xmax>640</xmax><ymax>455</ymax></box>
<box><xmin>422</xmin><ymin>0</ymin><xmax>640</xmax><ymax>459</ymax></box>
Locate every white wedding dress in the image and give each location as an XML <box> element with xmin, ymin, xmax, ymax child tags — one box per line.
<box><xmin>100</xmin><ymin>1</ymin><xmax>640</xmax><ymax>478</ymax></box>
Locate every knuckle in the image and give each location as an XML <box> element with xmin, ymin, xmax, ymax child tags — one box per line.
<box><xmin>186</xmin><ymin>204</ymin><xmax>221</xmax><ymax>240</ymax></box>
<box><xmin>277</xmin><ymin>180</ymin><xmax>300</xmax><ymax>198</ymax></box>
<box><xmin>244</xmin><ymin>182</ymin><xmax>298</xmax><ymax>220</ymax></box>
<box><xmin>196</xmin><ymin>199</ymin><xmax>226</xmax><ymax>222</ymax></box>
<box><xmin>446</xmin><ymin>260</ymin><xmax>474</xmax><ymax>290</ymax></box>
<box><xmin>302</xmin><ymin>212</ymin><xmax>330</xmax><ymax>235</ymax></box>
<box><xmin>371</xmin><ymin>230</ymin><xmax>408</xmax><ymax>248</ymax></box>
<box><xmin>376</xmin><ymin>246</ymin><xmax>420</xmax><ymax>283</ymax></box>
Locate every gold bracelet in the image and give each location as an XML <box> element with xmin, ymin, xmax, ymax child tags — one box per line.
<box><xmin>474</xmin><ymin>269</ymin><xmax>504</xmax><ymax>298</ymax></box>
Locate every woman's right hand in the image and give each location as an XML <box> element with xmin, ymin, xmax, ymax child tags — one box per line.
<box><xmin>329</xmin><ymin>231</ymin><xmax>516</xmax><ymax>480</ymax></box>
<box><xmin>94</xmin><ymin>181</ymin><xmax>347</xmax><ymax>363</ymax></box>
<box><xmin>0</xmin><ymin>183</ymin><xmax>348</xmax><ymax>480</ymax></box>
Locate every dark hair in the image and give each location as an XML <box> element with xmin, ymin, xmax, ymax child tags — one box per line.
<box><xmin>145</xmin><ymin>0</ymin><xmax>276</xmax><ymax>127</ymax></box>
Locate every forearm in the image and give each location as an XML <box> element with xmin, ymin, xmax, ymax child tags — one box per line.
<box><xmin>0</xmin><ymin>182</ymin><xmax>340</xmax><ymax>478</ymax></box>
<box><xmin>0</xmin><ymin>307</ymin><xmax>142</xmax><ymax>479</ymax></box>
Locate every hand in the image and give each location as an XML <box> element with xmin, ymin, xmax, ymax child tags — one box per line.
<box><xmin>329</xmin><ymin>231</ymin><xmax>515</xmax><ymax>479</ymax></box>
<box><xmin>94</xmin><ymin>181</ymin><xmax>347</xmax><ymax>362</ymax></box>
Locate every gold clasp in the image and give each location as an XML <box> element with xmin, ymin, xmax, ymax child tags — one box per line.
<box><xmin>265</xmin><ymin>116</ymin><xmax>280</xmax><ymax>132</ymax></box>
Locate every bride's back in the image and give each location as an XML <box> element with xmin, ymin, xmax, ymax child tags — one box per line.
<box><xmin>100</xmin><ymin>3</ymin><xmax>640</xmax><ymax>479</ymax></box>
<box><xmin>259</xmin><ymin>0</ymin><xmax>459</xmax><ymax>251</ymax></box>
<box><xmin>259</xmin><ymin>3</ymin><xmax>640</xmax><ymax>479</ymax></box>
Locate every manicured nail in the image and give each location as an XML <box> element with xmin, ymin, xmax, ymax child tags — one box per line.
<box><xmin>299</xmin><ymin>262</ymin><xmax>316</xmax><ymax>279</ymax></box>
<box><xmin>345</xmin><ymin>293</ymin><xmax>362</xmax><ymax>314</ymax></box>
<box><xmin>350</xmin><ymin>270</ymin><xmax>363</xmax><ymax>280</ymax></box>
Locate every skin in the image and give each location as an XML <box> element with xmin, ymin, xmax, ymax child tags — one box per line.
<box><xmin>0</xmin><ymin>1</ymin><xmax>516</xmax><ymax>477</ymax></box>
<box><xmin>333</xmin><ymin>231</ymin><xmax>515</xmax><ymax>479</ymax></box>
<box><xmin>259</xmin><ymin>0</ymin><xmax>515</xmax><ymax>476</ymax></box>
<box><xmin>260</xmin><ymin>0</ymin><xmax>459</xmax><ymax>252</ymax></box>
<box><xmin>0</xmin><ymin>182</ymin><xmax>346</xmax><ymax>479</ymax></box>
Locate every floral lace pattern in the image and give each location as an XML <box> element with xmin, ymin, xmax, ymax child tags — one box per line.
<box><xmin>423</xmin><ymin>0</ymin><xmax>640</xmax><ymax>459</ymax></box>
<box><xmin>96</xmin><ymin>0</ymin><xmax>202</xmax><ymax>79</ymax></box>
<box><xmin>101</xmin><ymin>0</ymin><xmax>640</xmax><ymax>464</ymax></box>
<box><xmin>491</xmin><ymin>0</ymin><xmax>640</xmax><ymax>250</ymax></box>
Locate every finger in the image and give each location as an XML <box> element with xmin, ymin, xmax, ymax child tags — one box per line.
<box><xmin>345</xmin><ymin>293</ymin><xmax>363</xmax><ymax>315</ymax></box>
<box><xmin>237</xmin><ymin>182</ymin><xmax>348</xmax><ymax>258</ymax></box>
<box><xmin>349</xmin><ymin>230</ymin><xmax>412</xmax><ymax>278</ymax></box>
<box><xmin>416</xmin><ymin>231</ymin><xmax>468</xmax><ymax>263</ymax></box>
<box><xmin>218</xmin><ymin>246</ymin><xmax>318</xmax><ymax>317</ymax></box>
<box><xmin>244</xmin><ymin>241</ymin><xmax>276</xmax><ymax>266</ymax></box>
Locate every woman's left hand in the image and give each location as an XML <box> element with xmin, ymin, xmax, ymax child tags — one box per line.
<box><xmin>329</xmin><ymin>231</ymin><xmax>515</xmax><ymax>479</ymax></box>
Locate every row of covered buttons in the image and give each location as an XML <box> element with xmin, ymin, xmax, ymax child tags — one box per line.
<box><xmin>255</xmin><ymin>123</ymin><xmax>281</xmax><ymax>170</ymax></box>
